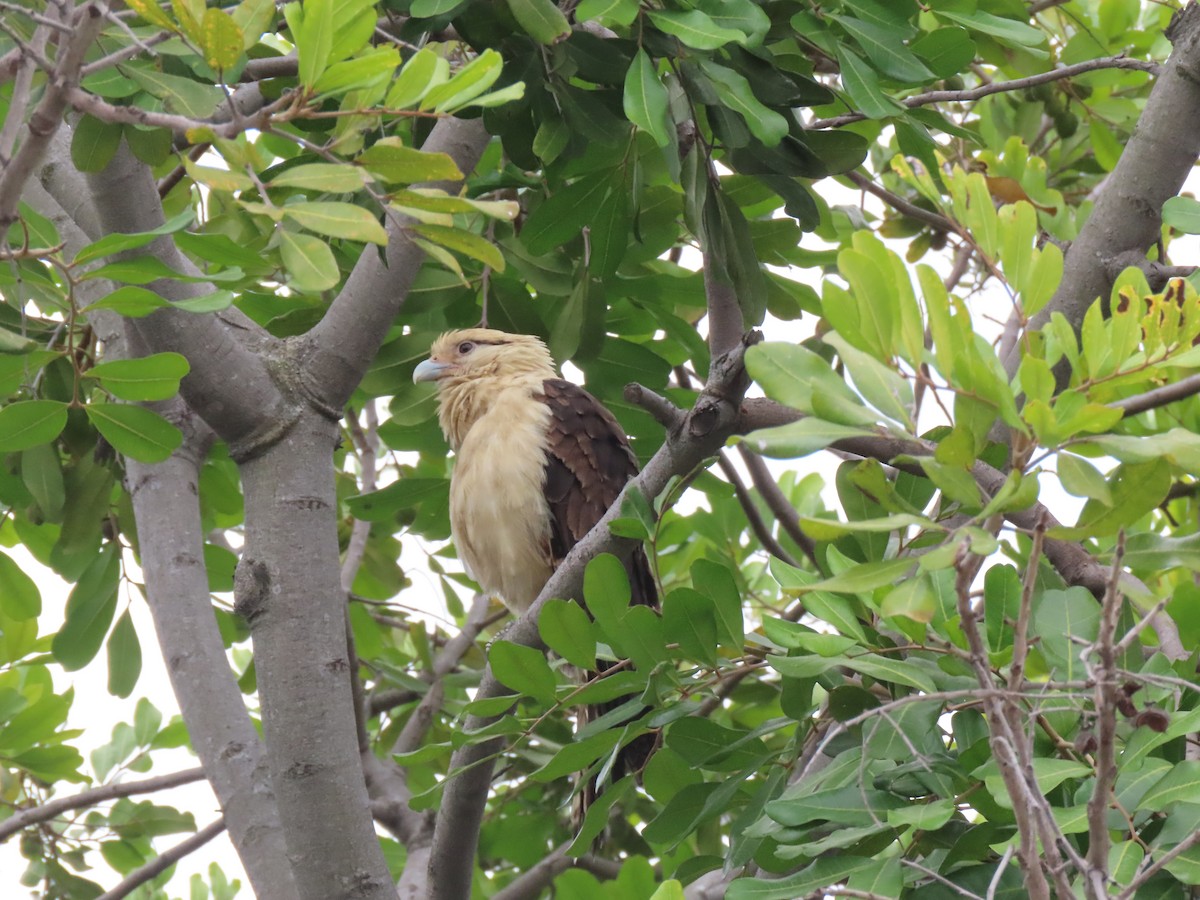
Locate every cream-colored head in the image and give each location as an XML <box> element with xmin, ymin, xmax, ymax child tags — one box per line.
<box><xmin>414</xmin><ymin>329</ymin><xmax>557</xmax><ymax>449</ymax></box>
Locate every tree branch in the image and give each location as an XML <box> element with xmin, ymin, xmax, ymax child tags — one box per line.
<box><xmin>86</xmin><ymin>143</ymin><xmax>291</xmax><ymax>455</ymax></box>
<box><xmin>95</xmin><ymin>818</ymin><xmax>227</xmax><ymax>900</ymax></box>
<box><xmin>811</xmin><ymin>56</ymin><xmax>1158</xmax><ymax>130</ymax></box>
<box><xmin>0</xmin><ymin>767</ymin><xmax>205</xmax><ymax>842</ymax></box>
<box><xmin>0</xmin><ymin>0</ymin><xmax>107</xmax><ymax>231</ymax></box>
<box><xmin>1109</xmin><ymin>371</ymin><xmax>1200</xmax><ymax>416</ymax></box>
<box><xmin>716</xmin><ymin>451</ymin><xmax>800</xmax><ymax>567</ymax></box>
<box><xmin>736</xmin><ymin>445</ymin><xmax>822</xmax><ymax>571</ymax></box>
<box><xmin>845</xmin><ymin>170</ymin><xmax>958</xmax><ymax>232</ymax></box>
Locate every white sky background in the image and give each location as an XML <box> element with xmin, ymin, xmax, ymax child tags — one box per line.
<box><xmin>4</xmin><ymin>155</ymin><xmax>1198</xmax><ymax>897</ymax></box>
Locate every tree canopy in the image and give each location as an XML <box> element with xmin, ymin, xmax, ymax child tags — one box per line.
<box><xmin>3</xmin><ymin>0</ymin><xmax>1200</xmax><ymax>898</ymax></box>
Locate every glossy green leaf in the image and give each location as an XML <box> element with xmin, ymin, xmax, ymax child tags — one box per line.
<box><xmin>624</xmin><ymin>50</ymin><xmax>671</xmax><ymax>148</ymax></box>
<box><xmin>662</xmin><ymin>588</ymin><xmax>718</xmax><ymax>665</ymax></box>
<box><xmin>0</xmin><ymin>550</ymin><xmax>40</xmax><ymax>620</ymax></box>
<box><xmin>831</xmin><ymin>16</ymin><xmax>934</xmax><ymax>84</ymax></box>
<box><xmin>422</xmin><ymin>49</ymin><xmax>503</xmax><ymax>112</ymax></box>
<box><xmin>282</xmin><ymin>202</ymin><xmax>387</xmax><ymax>244</ymax></box>
<box><xmin>0</xmin><ymin>400</ymin><xmax>68</xmax><ymax>451</ymax></box>
<box><xmin>538</xmin><ymin>599</ymin><xmax>596</xmax><ymax>669</ymax></box>
<box><xmin>507</xmin><ymin>0</ymin><xmax>571</xmax><ymax>45</ymax></box>
<box><xmin>697</xmin><ymin>60</ymin><xmax>788</xmax><ymax>146</ymax></box>
<box><xmin>489</xmin><ymin>640</ymin><xmax>556</xmax><ymax>705</ymax></box>
<box><xmin>86</xmin><ymin>353</ymin><xmax>190</xmax><ymax>402</ymax></box>
<box><xmin>385</xmin><ymin>48</ymin><xmax>448</xmax><ymax>108</ymax></box>
<box><xmin>836</xmin><ymin>48</ymin><xmax>904</xmax><ymax>119</ymax></box>
<box><xmin>411</xmin><ymin>224</ymin><xmax>504</xmax><ymax>272</ymax></box>
<box><xmin>357</xmin><ymin>139</ymin><xmax>463</xmax><ymax>184</ymax></box>
<box><xmin>70</xmin><ymin>115</ymin><xmax>123</xmax><ymax>173</ymax></box>
<box><xmin>200</xmin><ymin>8</ymin><xmax>244</xmax><ymax>70</ymax></box>
<box><xmin>106</xmin><ymin>611</ymin><xmax>142</xmax><ymax>698</ymax></box>
<box><xmin>279</xmin><ymin>230</ymin><xmax>340</xmax><ymax>292</ymax></box>
<box><xmin>270</xmin><ymin>163</ymin><xmax>367</xmax><ymax>192</ymax></box>
<box><xmin>52</xmin><ymin>544</ymin><xmax>121</xmax><ymax>671</ymax></box>
<box><xmin>648</xmin><ymin>9</ymin><xmax>744</xmax><ymax>50</ymax></box>
<box><xmin>86</xmin><ymin>403</ymin><xmax>183</xmax><ymax>463</ymax></box>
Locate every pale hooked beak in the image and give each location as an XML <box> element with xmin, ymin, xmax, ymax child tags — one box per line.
<box><xmin>413</xmin><ymin>358</ymin><xmax>453</xmax><ymax>383</ymax></box>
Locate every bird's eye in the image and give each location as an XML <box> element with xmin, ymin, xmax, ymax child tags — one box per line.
<box><xmin>457</xmin><ymin>341</ymin><xmax>475</xmax><ymax>355</ymax></box>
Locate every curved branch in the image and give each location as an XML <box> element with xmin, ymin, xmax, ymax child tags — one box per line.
<box><xmin>0</xmin><ymin>767</ymin><xmax>205</xmax><ymax>842</ymax></box>
<box><xmin>0</xmin><ymin>0</ymin><xmax>107</xmax><ymax>230</ymax></box>
<box><xmin>96</xmin><ymin>818</ymin><xmax>226</xmax><ymax>900</ymax></box>
<box><xmin>811</xmin><ymin>55</ymin><xmax>1158</xmax><ymax>130</ymax></box>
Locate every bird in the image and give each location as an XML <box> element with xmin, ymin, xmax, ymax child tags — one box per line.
<box><xmin>413</xmin><ymin>328</ymin><xmax>659</xmax><ymax>785</ymax></box>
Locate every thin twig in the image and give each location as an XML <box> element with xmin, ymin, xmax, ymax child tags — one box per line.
<box><xmin>1084</xmin><ymin>532</ymin><xmax>1125</xmax><ymax>899</ymax></box>
<box><xmin>736</xmin><ymin>445</ymin><xmax>823</xmax><ymax>571</ymax></box>
<box><xmin>0</xmin><ymin>767</ymin><xmax>207</xmax><ymax>841</ymax></box>
<box><xmin>812</xmin><ymin>56</ymin><xmax>1159</xmax><ymax>130</ymax></box>
<box><xmin>95</xmin><ymin>818</ymin><xmax>226</xmax><ymax>900</ymax></box>
<box><xmin>1110</xmin><ymin>371</ymin><xmax>1200</xmax><ymax>416</ymax></box>
<box><xmin>715</xmin><ymin>451</ymin><xmax>799</xmax><ymax>567</ymax></box>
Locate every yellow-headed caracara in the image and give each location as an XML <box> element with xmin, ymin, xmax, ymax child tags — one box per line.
<box><xmin>413</xmin><ymin>328</ymin><xmax>658</xmax><ymax>780</ymax></box>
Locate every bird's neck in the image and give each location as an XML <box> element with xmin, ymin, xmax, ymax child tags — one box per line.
<box><xmin>438</xmin><ymin>370</ymin><xmax>551</xmax><ymax>450</ymax></box>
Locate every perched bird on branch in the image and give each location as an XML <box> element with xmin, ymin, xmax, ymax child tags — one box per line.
<box><xmin>413</xmin><ymin>328</ymin><xmax>658</xmax><ymax>782</ymax></box>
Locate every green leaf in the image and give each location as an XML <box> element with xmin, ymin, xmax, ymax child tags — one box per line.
<box><xmin>279</xmin><ymin>230</ymin><xmax>340</xmax><ymax>292</ymax></box>
<box><xmin>836</xmin><ymin>48</ymin><xmax>904</xmax><ymax>119</ymax></box>
<box><xmin>386</xmin><ymin>48</ymin><xmax>449</xmax><ymax>108</ymax></box>
<box><xmin>1164</xmin><ymin>196</ymin><xmax>1200</xmax><ymax>235</ymax></box>
<box><xmin>538</xmin><ymin>599</ymin><xmax>596</xmax><ymax>669</ymax></box>
<box><xmin>740</xmin><ymin>418</ymin><xmax>875</xmax><ymax>459</ymax></box>
<box><xmin>295</xmin><ymin>0</ymin><xmax>334</xmax><ymax>87</ymax></box>
<box><xmin>489</xmin><ymin>641</ymin><xmax>556</xmax><ymax>705</ymax></box>
<box><xmin>200</xmin><ymin>8</ymin><xmax>244</xmax><ymax>70</ymax></box>
<box><xmin>583</xmin><ymin>553</ymin><xmax>631</xmax><ymax>633</ymax></box>
<box><xmin>22</xmin><ymin>443</ymin><xmax>65</xmax><ymax>521</ymax></box>
<box><xmin>52</xmin><ymin>545</ymin><xmax>121</xmax><ymax>671</ymax></box>
<box><xmin>86</xmin><ymin>403</ymin><xmax>183</xmax><ymax>463</ymax></box>
<box><xmin>831</xmin><ymin>16</ymin><xmax>935</xmax><ymax>84</ymax></box>
<box><xmin>776</xmin><ymin>557</ymin><xmax>914</xmax><ymax>597</ymax></box>
<box><xmin>0</xmin><ymin>550</ymin><xmax>41</xmax><ymax>619</ymax></box>
<box><xmin>0</xmin><ymin>400</ymin><xmax>68</xmax><ymax>451</ymax></box>
<box><xmin>411</xmin><ymin>224</ymin><xmax>505</xmax><ymax>272</ymax></box>
<box><xmin>696</xmin><ymin>60</ymin><xmax>788</xmax><ymax>146</ymax></box>
<box><xmin>521</xmin><ymin>173</ymin><xmax>613</xmax><ymax>255</ymax></box>
<box><xmin>74</xmin><ymin>210</ymin><xmax>195</xmax><ymax>266</ymax></box>
<box><xmin>71</xmin><ymin>115</ymin><xmax>123</xmax><ymax>173</ymax></box>
<box><xmin>935</xmin><ymin>9</ymin><xmax>1045</xmax><ymax>48</ymax></box>
<box><xmin>282</xmin><ymin>202</ymin><xmax>387</xmax><ymax>244</ymax></box>
<box><xmin>691</xmin><ymin>558</ymin><xmax>744</xmax><ymax>651</ymax></box>
<box><xmin>507</xmin><ymin>0</ymin><xmax>571</xmax><ymax>45</ymax></box>
<box><xmin>86</xmin><ymin>353</ymin><xmax>190</xmax><ymax>402</ymax></box>
<box><xmin>624</xmin><ymin>50</ymin><xmax>671</xmax><ymax>148</ymax></box>
<box><xmin>648</xmin><ymin>9</ymin><xmax>745</xmax><ymax>50</ymax></box>
<box><xmin>312</xmin><ymin>47</ymin><xmax>400</xmax><ymax>97</ymax></box>
<box><xmin>357</xmin><ymin>138</ymin><xmax>463</xmax><ymax>184</ymax></box>
<box><xmin>123</xmin><ymin>64</ymin><xmax>222</xmax><ymax>118</ymax></box>
<box><xmin>910</xmin><ymin>27</ymin><xmax>976</xmax><ymax>79</ymax></box>
<box><xmin>107</xmin><ymin>611</ymin><xmax>142</xmax><ymax>698</ymax></box>
<box><xmin>662</xmin><ymin>588</ymin><xmax>718</xmax><ymax>666</ymax></box>
<box><xmin>576</xmin><ymin>0</ymin><xmax>638</xmax><ymax>27</ymax></box>
<box><xmin>422</xmin><ymin>49</ymin><xmax>503</xmax><ymax>112</ymax></box>
<box><xmin>269</xmin><ymin>163</ymin><xmax>367</xmax><ymax>192</ymax></box>
<box><xmin>1058</xmin><ymin>453</ymin><xmax>1112</xmax><ymax>505</ymax></box>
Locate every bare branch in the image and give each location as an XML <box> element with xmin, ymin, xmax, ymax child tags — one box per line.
<box><xmin>96</xmin><ymin>818</ymin><xmax>227</xmax><ymax>900</ymax></box>
<box><xmin>0</xmin><ymin>767</ymin><xmax>205</xmax><ymax>842</ymax></box>
<box><xmin>342</xmin><ymin>401</ymin><xmax>379</xmax><ymax>593</ymax></box>
<box><xmin>736</xmin><ymin>445</ymin><xmax>822</xmax><ymax>572</ymax></box>
<box><xmin>1084</xmin><ymin>534</ymin><xmax>1125</xmax><ymax>899</ymax></box>
<box><xmin>845</xmin><ymin>170</ymin><xmax>958</xmax><ymax>232</ymax></box>
<box><xmin>0</xmin><ymin>24</ymin><xmax>47</xmax><ymax>167</ymax></box>
<box><xmin>1109</xmin><ymin>371</ymin><xmax>1200</xmax><ymax>417</ymax></box>
<box><xmin>812</xmin><ymin>56</ymin><xmax>1158</xmax><ymax>130</ymax></box>
<box><xmin>716</xmin><ymin>451</ymin><xmax>800</xmax><ymax>567</ymax></box>
<box><xmin>0</xmin><ymin>0</ymin><xmax>108</xmax><ymax>231</ymax></box>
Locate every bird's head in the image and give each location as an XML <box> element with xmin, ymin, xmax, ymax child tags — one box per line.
<box><xmin>414</xmin><ymin>329</ymin><xmax>557</xmax><ymax>449</ymax></box>
<box><xmin>413</xmin><ymin>329</ymin><xmax>555</xmax><ymax>387</ymax></box>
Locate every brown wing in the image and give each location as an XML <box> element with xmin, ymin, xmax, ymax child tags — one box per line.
<box><xmin>539</xmin><ymin>378</ymin><xmax>657</xmax><ymax>608</ymax></box>
<box><xmin>539</xmin><ymin>379</ymin><xmax>660</xmax><ymax>787</ymax></box>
